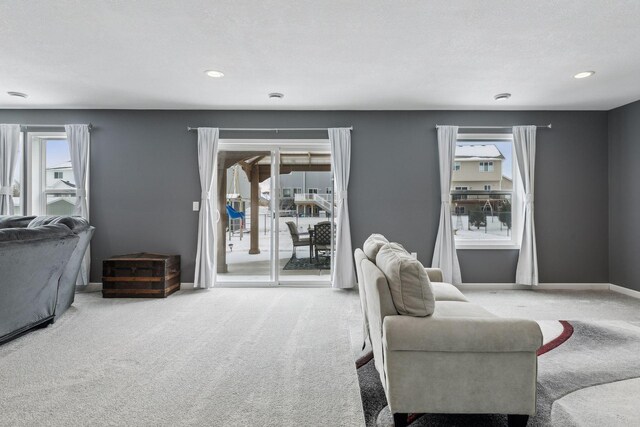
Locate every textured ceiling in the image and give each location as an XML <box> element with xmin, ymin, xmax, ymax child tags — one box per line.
<box><xmin>1</xmin><ymin>0</ymin><xmax>639</xmax><ymax>110</ymax></box>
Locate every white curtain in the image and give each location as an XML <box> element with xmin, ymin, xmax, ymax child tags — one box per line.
<box><xmin>513</xmin><ymin>126</ymin><xmax>538</xmax><ymax>285</ymax></box>
<box><xmin>194</xmin><ymin>128</ymin><xmax>219</xmax><ymax>289</ymax></box>
<box><xmin>65</xmin><ymin>124</ymin><xmax>91</xmax><ymax>286</ymax></box>
<box><xmin>431</xmin><ymin>125</ymin><xmax>462</xmax><ymax>285</ymax></box>
<box><xmin>329</xmin><ymin>128</ymin><xmax>356</xmax><ymax>289</ymax></box>
<box><xmin>0</xmin><ymin>124</ymin><xmax>21</xmax><ymax>215</ymax></box>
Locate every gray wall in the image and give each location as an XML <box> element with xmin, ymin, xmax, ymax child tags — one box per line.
<box><xmin>0</xmin><ymin>110</ymin><xmax>609</xmax><ymax>283</ymax></box>
<box><xmin>608</xmin><ymin>100</ymin><xmax>640</xmax><ymax>291</ymax></box>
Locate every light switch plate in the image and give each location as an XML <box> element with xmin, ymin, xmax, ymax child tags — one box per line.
<box><xmin>193</xmin><ymin>201</ymin><xmax>200</xmax><ymax>211</ymax></box>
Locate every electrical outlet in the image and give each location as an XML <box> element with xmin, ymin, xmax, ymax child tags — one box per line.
<box><xmin>193</xmin><ymin>201</ymin><xmax>200</xmax><ymax>211</ymax></box>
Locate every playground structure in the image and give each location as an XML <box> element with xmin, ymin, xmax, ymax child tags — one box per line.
<box><xmin>451</xmin><ymin>189</ymin><xmax>512</xmax><ymax>238</ymax></box>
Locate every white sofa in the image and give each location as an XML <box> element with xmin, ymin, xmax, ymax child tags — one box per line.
<box><xmin>354</xmin><ymin>241</ymin><xmax>542</xmax><ymax>427</ymax></box>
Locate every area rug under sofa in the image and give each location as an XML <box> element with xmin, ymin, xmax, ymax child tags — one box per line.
<box><xmin>357</xmin><ymin>320</ymin><xmax>640</xmax><ymax>426</ymax></box>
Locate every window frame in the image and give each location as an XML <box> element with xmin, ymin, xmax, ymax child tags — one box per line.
<box><xmin>24</xmin><ymin>132</ymin><xmax>83</xmax><ymax>216</ymax></box>
<box><xmin>453</xmin><ymin>133</ymin><xmax>521</xmax><ymax>250</ymax></box>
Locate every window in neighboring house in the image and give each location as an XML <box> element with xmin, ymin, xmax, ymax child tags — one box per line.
<box><xmin>479</xmin><ymin>161</ymin><xmax>494</xmax><ymax>172</ymax></box>
<box><xmin>293</xmin><ymin>187</ymin><xmax>303</xmax><ymax>195</ymax></box>
<box><xmin>452</xmin><ymin>186</ymin><xmax>468</xmax><ymax>200</ymax></box>
<box><xmin>308</xmin><ymin>188</ymin><xmax>318</xmax><ymax>194</ymax></box>
<box><xmin>282</xmin><ymin>188</ymin><xmax>292</xmax><ymax>198</ymax></box>
<box><xmin>54</xmin><ymin>171</ymin><xmax>63</xmax><ymax>179</ymax></box>
<box><xmin>453</xmin><ymin>162</ymin><xmax>461</xmax><ymax>171</ymax></box>
<box><xmin>452</xmin><ymin>139</ymin><xmax>515</xmax><ymax>246</ymax></box>
<box><xmin>326</xmin><ymin>187</ymin><xmax>332</xmax><ymax>194</ymax></box>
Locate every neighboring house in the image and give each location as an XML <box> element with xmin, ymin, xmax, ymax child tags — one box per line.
<box><xmin>227</xmin><ymin>165</ymin><xmax>333</xmax><ymax>217</ymax></box>
<box><xmin>451</xmin><ymin>144</ymin><xmax>511</xmax><ymax>215</ymax></box>
<box><xmin>47</xmin><ymin>160</ymin><xmax>74</xmax><ymax>184</ymax></box>
<box><xmin>46</xmin><ymin>161</ymin><xmax>76</xmax><ymax>215</ymax></box>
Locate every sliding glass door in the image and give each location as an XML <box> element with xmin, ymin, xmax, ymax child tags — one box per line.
<box><xmin>214</xmin><ymin>140</ymin><xmax>333</xmax><ymax>286</ymax></box>
<box><xmin>276</xmin><ymin>147</ymin><xmax>333</xmax><ymax>283</ymax></box>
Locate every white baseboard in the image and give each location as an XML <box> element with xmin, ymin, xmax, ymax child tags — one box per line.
<box><xmin>77</xmin><ymin>283</ymin><xmax>103</xmax><ymax>293</ymax></box>
<box><xmin>460</xmin><ymin>282</ymin><xmax>610</xmax><ymax>291</ymax></box>
<box><xmin>82</xmin><ymin>282</ymin><xmax>196</xmax><ymax>292</ymax></box>
<box><xmin>610</xmin><ymin>284</ymin><xmax>640</xmax><ymax>299</ymax></box>
<box><xmin>80</xmin><ymin>281</ymin><xmax>640</xmax><ymax>299</ymax></box>
<box><xmin>460</xmin><ymin>282</ymin><xmax>640</xmax><ymax>299</ymax></box>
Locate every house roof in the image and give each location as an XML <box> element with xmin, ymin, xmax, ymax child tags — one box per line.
<box><xmin>49</xmin><ymin>179</ymin><xmax>76</xmax><ymax>189</ymax></box>
<box><xmin>49</xmin><ymin>160</ymin><xmax>72</xmax><ymax>170</ymax></box>
<box><xmin>455</xmin><ymin>144</ymin><xmax>504</xmax><ymax>160</ymax></box>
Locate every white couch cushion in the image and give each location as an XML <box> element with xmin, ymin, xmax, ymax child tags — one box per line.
<box><xmin>363</xmin><ymin>234</ymin><xmax>389</xmax><ymax>261</ymax></box>
<box><xmin>431</xmin><ymin>282</ymin><xmax>469</xmax><ymax>302</ymax></box>
<box><xmin>376</xmin><ymin>243</ymin><xmax>435</xmax><ymax>317</ymax></box>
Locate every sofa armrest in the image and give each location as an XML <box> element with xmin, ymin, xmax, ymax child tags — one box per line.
<box><xmin>383</xmin><ymin>315</ymin><xmax>542</xmax><ymax>353</ymax></box>
<box><xmin>424</xmin><ymin>267</ymin><xmax>444</xmax><ymax>283</ymax></box>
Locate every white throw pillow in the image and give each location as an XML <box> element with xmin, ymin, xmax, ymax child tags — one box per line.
<box><xmin>376</xmin><ymin>243</ymin><xmax>435</xmax><ymax>317</ymax></box>
<box><xmin>363</xmin><ymin>234</ymin><xmax>389</xmax><ymax>261</ymax></box>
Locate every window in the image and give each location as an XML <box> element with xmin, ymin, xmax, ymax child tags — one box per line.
<box><xmin>293</xmin><ymin>187</ymin><xmax>303</xmax><ymax>195</ymax></box>
<box><xmin>479</xmin><ymin>161</ymin><xmax>494</xmax><ymax>172</ymax></box>
<box><xmin>24</xmin><ymin>132</ymin><xmax>80</xmax><ymax>216</ymax></box>
<box><xmin>11</xmin><ymin>134</ymin><xmax>24</xmax><ymax>215</ymax></box>
<box><xmin>308</xmin><ymin>188</ymin><xmax>318</xmax><ymax>194</ymax></box>
<box><xmin>451</xmin><ymin>137</ymin><xmax>518</xmax><ymax>248</ymax></box>
<box><xmin>325</xmin><ymin>187</ymin><xmax>332</xmax><ymax>194</ymax></box>
<box><xmin>452</xmin><ymin>186</ymin><xmax>469</xmax><ymax>200</ymax></box>
<box><xmin>282</xmin><ymin>188</ymin><xmax>292</xmax><ymax>198</ymax></box>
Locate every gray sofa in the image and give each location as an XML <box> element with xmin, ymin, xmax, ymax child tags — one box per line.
<box><xmin>355</xmin><ymin>235</ymin><xmax>542</xmax><ymax>427</ymax></box>
<box><xmin>0</xmin><ymin>216</ymin><xmax>94</xmax><ymax>344</ymax></box>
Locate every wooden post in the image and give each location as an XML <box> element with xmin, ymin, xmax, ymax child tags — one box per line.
<box><xmin>249</xmin><ymin>163</ymin><xmax>261</xmax><ymax>254</ymax></box>
<box><xmin>217</xmin><ymin>164</ymin><xmax>228</xmax><ymax>273</ymax></box>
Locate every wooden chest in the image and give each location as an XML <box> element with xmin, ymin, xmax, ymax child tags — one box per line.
<box><xmin>102</xmin><ymin>253</ymin><xmax>180</xmax><ymax>298</ymax></box>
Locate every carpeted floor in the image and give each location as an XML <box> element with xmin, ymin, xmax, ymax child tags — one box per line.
<box><xmin>0</xmin><ymin>289</ymin><xmax>365</xmax><ymax>427</ymax></box>
<box><xmin>357</xmin><ymin>320</ymin><xmax>640</xmax><ymax>427</ymax></box>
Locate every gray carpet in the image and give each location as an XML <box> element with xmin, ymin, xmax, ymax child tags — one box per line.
<box><xmin>0</xmin><ymin>289</ymin><xmax>365</xmax><ymax>427</ymax></box>
<box><xmin>358</xmin><ymin>321</ymin><xmax>640</xmax><ymax>427</ymax></box>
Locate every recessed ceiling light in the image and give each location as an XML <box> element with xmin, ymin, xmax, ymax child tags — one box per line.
<box><xmin>7</xmin><ymin>91</ymin><xmax>28</xmax><ymax>98</ymax></box>
<box><xmin>574</xmin><ymin>71</ymin><xmax>595</xmax><ymax>79</ymax></box>
<box><xmin>268</xmin><ymin>92</ymin><xmax>284</xmax><ymax>100</ymax></box>
<box><xmin>205</xmin><ymin>70</ymin><xmax>224</xmax><ymax>78</ymax></box>
<box><xmin>494</xmin><ymin>93</ymin><xmax>511</xmax><ymax>101</ymax></box>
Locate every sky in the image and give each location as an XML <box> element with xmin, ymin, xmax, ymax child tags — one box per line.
<box><xmin>457</xmin><ymin>141</ymin><xmax>513</xmax><ymax>179</ymax></box>
<box><xmin>46</xmin><ymin>139</ymin><xmax>71</xmax><ymax>167</ymax></box>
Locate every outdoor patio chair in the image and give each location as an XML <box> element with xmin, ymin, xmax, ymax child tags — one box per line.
<box><xmin>286</xmin><ymin>221</ymin><xmax>310</xmax><ymax>257</ymax></box>
<box><xmin>313</xmin><ymin>221</ymin><xmax>332</xmax><ymax>263</ymax></box>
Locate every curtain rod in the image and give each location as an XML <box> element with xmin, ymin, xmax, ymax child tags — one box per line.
<box><xmin>19</xmin><ymin>123</ymin><xmax>93</xmax><ymax>131</ymax></box>
<box><xmin>435</xmin><ymin>124</ymin><xmax>551</xmax><ymax>129</ymax></box>
<box><xmin>186</xmin><ymin>126</ymin><xmax>352</xmax><ymax>132</ymax></box>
